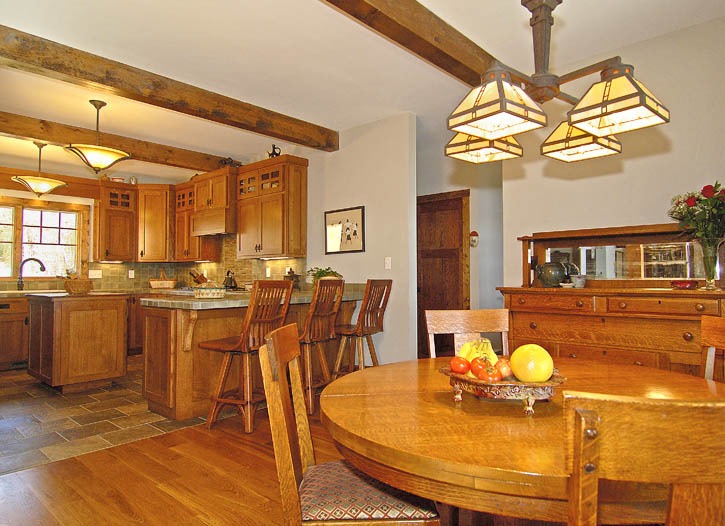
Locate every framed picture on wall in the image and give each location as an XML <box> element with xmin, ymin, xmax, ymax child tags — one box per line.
<box><xmin>324</xmin><ymin>206</ymin><xmax>365</xmax><ymax>254</ymax></box>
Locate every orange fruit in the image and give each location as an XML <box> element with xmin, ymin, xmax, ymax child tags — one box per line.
<box><xmin>509</xmin><ymin>344</ymin><xmax>554</xmax><ymax>382</ymax></box>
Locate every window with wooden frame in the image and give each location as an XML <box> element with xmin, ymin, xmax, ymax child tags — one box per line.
<box><xmin>0</xmin><ymin>196</ymin><xmax>90</xmax><ymax>281</ymax></box>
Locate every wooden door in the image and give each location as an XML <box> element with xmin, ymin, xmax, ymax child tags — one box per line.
<box><xmin>101</xmin><ymin>208</ymin><xmax>136</xmax><ymax>261</ymax></box>
<box><xmin>0</xmin><ymin>298</ymin><xmax>29</xmax><ymax>369</ymax></box>
<box><xmin>416</xmin><ymin>190</ymin><xmax>470</xmax><ymax>358</ymax></box>
<box><xmin>138</xmin><ymin>187</ymin><xmax>169</xmax><ymax>261</ymax></box>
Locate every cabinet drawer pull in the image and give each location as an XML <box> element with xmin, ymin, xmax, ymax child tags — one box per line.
<box><xmin>683</xmin><ymin>332</ymin><xmax>694</xmax><ymax>342</ymax></box>
<box><xmin>618</xmin><ymin>301</ymin><xmax>627</xmax><ymax>309</ymax></box>
<box><xmin>517</xmin><ymin>298</ymin><xmax>526</xmax><ymax>304</ymax></box>
<box><xmin>575</xmin><ymin>300</ymin><xmax>584</xmax><ymax>307</ymax></box>
<box><xmin>569</xmin><ymin>353</ymin><xmax>577</xmax><ymax>358</ymax></box>
<box><xmin>0</xmin><ymin>303</ymin><xmax>9</xmax><ymax>309</ymax></box>
<box><xmin>634</xmin><ymin>361</ymin><xmax>644</xmax><ymax>366</ymax></box>
<box><xmin>695</xmin><ymin>303</ymin><xmax>705</xmax><ymax>312</ymax></box>
<box><xmin>529</xmin><ymin>322</ymin><xmax>537</xmax><ymax>329</ymax></box>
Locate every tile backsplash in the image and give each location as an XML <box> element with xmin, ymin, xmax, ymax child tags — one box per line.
<box><xmin>0</xmin><ymin>235</ymin><xmax>309</xmax><ymax>292</ymax></box>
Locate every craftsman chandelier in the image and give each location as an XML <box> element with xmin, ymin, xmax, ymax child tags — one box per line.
<box><xmin>11</xmin><ymin>142</ymin><xmax>67</xmax><ymax>197</ymax></box>
<box><xmin>446</xmin><ymin>0</ymin><xmax>669</xmax><ymax>164</ymax></box>
<box><xmin>65</xmin><ymin>100</ymin><xmax>131</xmax><ymax>173</ymax></box>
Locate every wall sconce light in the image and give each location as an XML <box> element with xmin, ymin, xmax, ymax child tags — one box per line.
<box><xmin>469</xmin><ymin>230</ymin><xmax>479</xmax><ymax>247</ymax></box>
<box><xmin>11</xmin><ymin>142</ymin><xmax>67</xmax><ymax>197</ymax></box>
<box><xmin>65</xmin><ymin>100</ymin><xmax>131</xmax><ymax>173</ymax></box>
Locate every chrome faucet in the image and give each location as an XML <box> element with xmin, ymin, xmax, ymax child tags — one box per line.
<box><xmin>17</xmin><ymin>258</ymin><xmax>46</xmax><ymax>290</ymax></box>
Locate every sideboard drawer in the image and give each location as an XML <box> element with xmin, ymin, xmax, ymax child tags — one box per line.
<box><xmin>510</xmin><ymin>294</ymin><xmax>594</xmax><ymax>313</ymax></box>
<box><xmin>557</xmin><ymin>343</ymin><xmax>668</xmax><ymax>369</ymax></box>
<box><xmin>511</xmin><ymin>312</ymin><xmax>701</xmax><ymax>353</ymax></box>
<box><xmin>606</xmin><ymin>296</ymin><xmax>719</xmax><ymax>317</ymax></box>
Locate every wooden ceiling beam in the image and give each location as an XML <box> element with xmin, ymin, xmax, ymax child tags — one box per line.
<box><xmin>0</xmin><ymin>25</ymin><xmax>339</xmax><ymax>152</ymax></box>
<box><xmin>323</xmin><ymin>0</ymin><xmax>497</xmax><ymax>87</ymax></box>
<box><xmin>0</xmin><ymin>111</ymin><xmax>225</xmax><ymax>172</ymax></box>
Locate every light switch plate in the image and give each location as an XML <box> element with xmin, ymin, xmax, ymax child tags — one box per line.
<box><xmin>266</xmin><ymin>267</ymin><xmax>271</xmax><ymax>278</ymax></box>
<box><xmin>89</xmin><ymin>269</ymin><xmax>102</xmax><ymax>279</ymax></box>
<box><xmin>128</xmin><ymin>270</ymin><xmax>135</xmax><ymax>279</ymax></box>
<box><xmin>384</xmin><ymin>256</ymin><xmax>392</xmax><ymax>270</ymax></box>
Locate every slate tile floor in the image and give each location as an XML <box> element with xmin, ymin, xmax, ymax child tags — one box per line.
<box><xmin>0</xmin><ymin>355</ymin><xmax>204</xmax><ymax>476</ymax></box>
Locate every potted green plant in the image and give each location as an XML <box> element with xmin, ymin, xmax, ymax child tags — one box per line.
<box><xmin>306</xmin><ymin>266</ymin><xmax>342</xmax><ymax>282</ymax></box>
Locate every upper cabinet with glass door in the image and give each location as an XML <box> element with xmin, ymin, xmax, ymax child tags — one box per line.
<box><xmin>519</xmin><ymin>223</ymin><xmax>719</xmax><ymax>288</ymax></box>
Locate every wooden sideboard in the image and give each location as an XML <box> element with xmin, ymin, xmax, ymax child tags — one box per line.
<box><xmin>498</xmin><ymin>287</ymin><xmax>723</xmax><ymax>381</ymax></box>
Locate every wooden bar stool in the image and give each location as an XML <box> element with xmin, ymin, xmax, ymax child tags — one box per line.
<box><xmin>199</xmin><ymin>279</ymin><xmax>293</xmax><ymax>433</ymax></box>
<box><xmin>299</xmin><ymin>278</ymin><xmax>345</xmax><ymax>414</ymax></box>
<box><xmin>332</xmin><ymin>279</ymin><xmax>392</xmax><ymax>379</ymax></box>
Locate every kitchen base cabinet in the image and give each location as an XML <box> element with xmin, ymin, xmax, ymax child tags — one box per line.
<box><xmin>499</xmin><ymin>287</ymin><xmax>723</xmax><ymax>381</ymax></box>
<box><xmin>142</xmin><ymin>300</ymin><xmax>356</xmax><ymax>420</ymax></box>
<box><xmin>0</xmin><ymin>298</ymin><xmax>29</xmax><ymax>371</ymax></box>
<box><xmin>28</xmin><ymin>294</ymin><xmax>128</xmax><ymax>393</ymax></box>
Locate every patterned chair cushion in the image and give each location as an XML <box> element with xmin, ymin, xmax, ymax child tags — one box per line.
<box><xmin>299</xmin><ymin>459</ymin><xmax>438</xmax><ymax>521</ymax></box>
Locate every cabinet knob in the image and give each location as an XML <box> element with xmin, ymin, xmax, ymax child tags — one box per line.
<box><xmin>105</xmin><ymin>249</ymin><xmax>110</xmax><ymax>257</ymax></box>
<box><xmin>618</xmin><ymin>301</ymin><xmax>627</xmax><ymax>309</ymax></box>
<box><xmin>683</xmin><ymin>332</ymin><xmax>694</xmax><ymax>342</ymax></box>
<box><xmin>575</xmin><ymin>300</ymin><xmax>584</xmax><ymax>307</ymax></box>
<box><xmin>695</xmin><ymin>303</ymin><xmax>705</xmax><ymax>312</ymax></box>
<box><xmin>529</xmin><ymin>322</ymin><xmax>537</xmax><ymax>329</ymax></box>
<box><xmin>569</xmin><ymin>353</ymin><xmax>577</xmax><ymax>358</ymax></box>
<box><xmin>517</xmin><ymin>298</ymin><xmax>526</xmax><ymax>304</ymax></box>
<box><xmin>24</xmin><ymin>317</ymin><xmax>29</xmax><ymax>325</ymax></box>
<box><xmin>140</xmin><ymin>250</ymin><xmax>144</xmax><ymax>258</ymax></box>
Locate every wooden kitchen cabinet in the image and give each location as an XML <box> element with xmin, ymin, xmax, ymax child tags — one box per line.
<box><xmin>94</xmin><ymin>182</ymin><xmax>137</xmax><ymax>261</ymax></box>
<box><xmin>499</xmin><ymin>287</ymin><xmax>723</xmax><ymax>379</ymax></box>
<box><xmin>173</xmin><ymin>182</ymin><xmax>221</xmax><ymax>261</ymax></box>
<box><xmin>0</xmin><ymin>298</ymin><xmax>29</xmax><ymax>370</ymax></box>
<box><xmin>191</xmin><ymin>166</ymin><xmax>236</xmax><ymax>235</ymax></box>
<box><xmin>236</xmin><ymin>155</ymin><xmax>307</xmax><ymax>258</ymax></box>
<box><xmin>127</xmin><ymin>294</ymin><xmax>144</xmax><ymax>355</ymax></box>
<box><xmin>27</xmin><ymin>294</ymin><xmax>128</xmax><ymax>392</ymax></box>
<box><xmin>137</xmin><ymin>184</ymin><xmax>172</xmax><ymax>262</ymax></box>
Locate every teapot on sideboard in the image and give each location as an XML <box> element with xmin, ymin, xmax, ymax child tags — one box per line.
<box><xmin>535</xmin><ymin>262</ymin><xmax>567</xmax><ymax>288</ymax></box>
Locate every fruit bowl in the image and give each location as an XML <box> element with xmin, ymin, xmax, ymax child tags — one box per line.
<box><xmin>439</xmin><ymin>366</ymin><xmax>566</xmax><ymax>415</ymax></box>
<box><xmin>670</xmin><ymin>280</ymin><xmax>698</xmax><ymax>290</ymax></box>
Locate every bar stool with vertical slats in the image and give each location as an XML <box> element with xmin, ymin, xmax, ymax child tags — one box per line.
<box><xmin>199</xmin><ymin>279</ymin><xmax>293</xmax><ymax>433</ymax></box>
<box><xmin>299</xmin><ymin>277</ymin><xmax>345</xmax><ymax>414</ymax></box>
<box><xmin>332</xmin><ymin>279</ymin><xmax>392</xmax><ymax>379</ymax></box>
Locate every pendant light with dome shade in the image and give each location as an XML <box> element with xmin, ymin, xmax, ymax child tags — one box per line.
<box><xmin>65</xmin><ymin>100</ymin><xmax>131</xmax><ymax>173</ymax></box>
<box><xmin>445</xmin><ymin>0</ymin><xmax>669</xmax><ymax>164</ymax></box>
<box><xmin>11</xmin><ymin>142</ymin><xmax>67</xmax><ymax>197</ymax></box>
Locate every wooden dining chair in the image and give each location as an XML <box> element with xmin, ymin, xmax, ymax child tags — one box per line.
<box><xmin>564</xmin><ymin>391</ymin><xmax>725</xmax><ymax>526</ymax></box>
<box><xmin>198</xmin><ymin>279</ymin><xmax>293</xmax><ymax>433</ymax></box>
<box><xmin>425</xmin><ymin>309</ymin><xmax>509</xmax><ymax>358</ymax></box>
<box><xmin>332</xmin><ymin>279</ymin><xmax>392</xmax><ymax>379</ymax></box>
<box><xmin>299</xmin><ymin>277</ymin><xmax>345</xmax><ymax>414</ymax></box>
<box><xmin>259</xmin><ymin>323</ymin><xmax>440</xmax><ymax>526</ymax></box>
<box><xmin>701</xmin><ymin>315</ymin><xmax>725</xmax><ymax>381</ymax></box>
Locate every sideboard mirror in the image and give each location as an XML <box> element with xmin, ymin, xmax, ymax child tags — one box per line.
<box><xmin>519</xmin><ymin>224</ymin><xmax>721</xmax><ymax>288</ymax></box>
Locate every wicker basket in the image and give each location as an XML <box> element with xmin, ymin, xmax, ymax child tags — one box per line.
<box><xmin>149</xmin><ymin>269</ymin><xmax>177</xmax><ymax>289</ymax></box>
<box><xmin>64</xmin><ymin>278</ymin><xmax>93</xmax><ymax>295</ymax></box>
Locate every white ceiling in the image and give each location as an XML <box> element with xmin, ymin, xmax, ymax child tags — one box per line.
<box><xmin>1</xmin><ymin>0</ymin><xmax>724</xmax><ymax>184</ymax></box>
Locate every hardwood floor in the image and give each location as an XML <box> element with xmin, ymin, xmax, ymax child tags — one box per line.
<box><xmin>0</xmin><ymin>411</ymin><xmax>343</xmax><ymax>525</ymax></box>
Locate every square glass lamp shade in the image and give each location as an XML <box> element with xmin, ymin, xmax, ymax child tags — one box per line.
<box><xmin>448</xmin><ymin>69</ymin><xmax>547</xmax><ymax>141</ymax></box>
<box><xmin>541</xmin><ymin>122</ymin><xmax>622</xmax><ymax>162</ymax></box>
<box><xmin>445</xmin><ymin>133</ymin><xmax>523</xmax><ymax>163</ymax></box>
<box><xmin>567</xmin><ymin>65</ymin><xmax>670</xmax><ymax>137</ymax></box>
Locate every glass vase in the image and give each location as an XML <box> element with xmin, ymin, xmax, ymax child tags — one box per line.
<box><xmin>698</xmin><ymin>238</ymin><xmax>722</xmax><ymax>290</ymax></box>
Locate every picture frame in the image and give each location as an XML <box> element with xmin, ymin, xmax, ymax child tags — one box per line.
<box><xmin>324</xmin><ymin>206</ymin><xmax>365</xmax><ymax>254</ymax></box>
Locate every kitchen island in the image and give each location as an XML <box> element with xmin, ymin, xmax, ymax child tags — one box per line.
<box><xmin>27</xmin><ymin>292</ymin><xmax>130</xmax><ymax>393</ymax></box>
<box><xmin>139</xmin><ymin>286</ymin><xmax>364</xmax><ymax>420</ymax></box>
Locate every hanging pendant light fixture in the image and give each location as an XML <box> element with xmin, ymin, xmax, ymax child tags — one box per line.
<box><xmin>65</xmin><ymin>100</ymin><xmax>131</xmax><ymax>173</ymax></box>
<box><xmin>445</xmin><ymin>133</ymin><xmax>522</xmax><ymax>163</ymax></box>
<box><xmin>448</xmin><ymin>64</ymin><xmax>547</xmax><ymax>141</ymax></box>
<box><xmin>445</xmin><ymin>0</ymin><xmax>669</xmax><ymax>164</ymax></box>
<box><xmin>567</xmin><ymin>63</ymin><xmax>670</xmax><ymax>137</ymax></box>
<box><xmin>11</xmin><ymin>142</ymin><xmax>67</xmax><ymax>197</ymax></box>
<box><xmin>541</xmin><ymin>121</ymin><xmax>621</xmax><ymax>162</ymax></box>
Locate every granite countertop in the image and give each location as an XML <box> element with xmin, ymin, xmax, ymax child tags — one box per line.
<box><xmin>140</xmin><ymin>287</ymin><xmax>364</xmax><ymax>310</ymax></box>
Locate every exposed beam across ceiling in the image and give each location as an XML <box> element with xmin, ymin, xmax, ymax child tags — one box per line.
<box><xmin>0</xmin><ymin>24</ymin><xmax>339</xmax><ymax>153</ymax></box>
<box><xmin>0</xmin><ymin>111</ymin><xmax>227</xmax><ymax>172</ymax></box>
<box><xmin>322</xmin><ymin>0</ymin><xmax>496</xmax><ymax>87</ymax></box>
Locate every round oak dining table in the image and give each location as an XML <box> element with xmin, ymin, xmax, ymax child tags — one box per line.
<box><xmin>319</xmin><ymin>357</ymin><xmax>724</xmax><ymax>524</ymax></box>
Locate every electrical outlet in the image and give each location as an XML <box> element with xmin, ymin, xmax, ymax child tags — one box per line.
<box><xmin>89</xmin><ymin>269</ymin><xmax>102</xmax><ymax>279</ymax></box>
<box><xmin>128</xmin><ymin>270</ymin><xmax>135</xmax><ymax>279</ymax></box>
<box><xmin>384</xmin><ymin>256</ymin><xmax>392</xmax><ymax>270</ymax></box>
<box><xmin>266</xmin><ymin>267</ymin><xmax>271</xmax><ymax>278</ymax></box>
